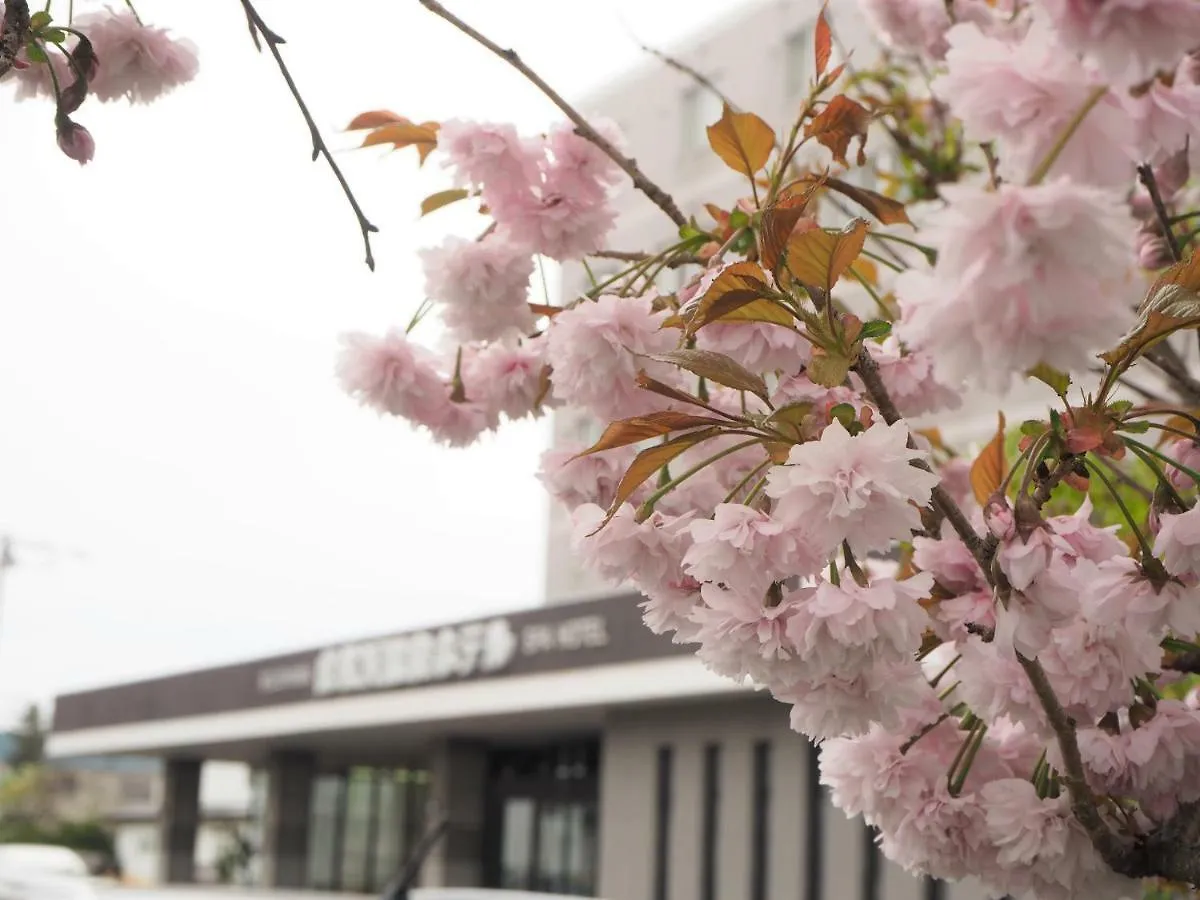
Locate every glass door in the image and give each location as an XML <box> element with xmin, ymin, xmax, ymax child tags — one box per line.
<box><xmin>485</xmin><ymin>741</ymin><xmax>600</xmax><ymax>897</ymax></box>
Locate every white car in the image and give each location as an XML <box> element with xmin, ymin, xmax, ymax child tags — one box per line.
<box><xmin>0</xmin><ymin>844</ymin><xmax>98</xmax><ymax>900</ymax></box>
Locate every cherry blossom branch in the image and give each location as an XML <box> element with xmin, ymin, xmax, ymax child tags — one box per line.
<box><xmin>591</xmin><ymin>249</ymin><xmax>706</xmax><ymax>268</ymax></box>
<box><xmin>239</xmin><ymin>0</ymin><xmax>379</xmax><ymax>270</ymax></box>
<box><xmin>416</xmin><ymin>0</ymin><xmax>688</xmax><ymax>228</ymax></box>
<box><xmin>0</xmin><ymin>0</ymin><xmax>30</xmax><ymax>78</ymax></box>
<box><xmin>1137</xmin><ymin>162</ymin><xmax>1183</xmax><ymax>263</ymax></box>
<box><xmin>853</xmin><ymin>348</ymin><xmax>986</xmax><ymax>567</ymax></box>
<box><xmin>634</xmin><ymin>38</ymin><xmax>742</xmax><ymax>113</ymax></box>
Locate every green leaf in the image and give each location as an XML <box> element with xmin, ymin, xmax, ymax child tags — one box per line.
<box><xmin>24</xmin><ymin>42</ymin><xmax>47</xmax><ymax>63</ymax></box>
<box><xmin>858</xmin><ymin>320</ymin><xmax>892</xmax><ymax>340</ymax></box>
<box><xmin>1109</xmin><ymin>400</ymin><xmax>1134</xmax><ymax>415</ymax></box>
<box><xmin>29</xmin><ymin>11</ymin><xmax>52</xmax><ymax>31</ymax></box>
<box><xmin>1120</xmin><ymin>420</ymin><xmax>1152</xmax><ymax>434</ymax></box>
<box><xmin>807</xmin><ymin>347</ymin><xmax>852</xmax><ymax>388</ymax></box>
<box><xmin>1026</xmin><ymin>363</ymin><xmax>1071</xmax><ymax>396</ymax></box>
<box><xmin>1020</xmin><ymin>420</ymin><xmax>1046</xmax><ymax>437</ymax></box>
<box><xmin>41</xmin><ymin>27</ymin><xmax>66</xmax><ymax>43</ymax></box>
<box><xmin>829</xmin><ymin>403</ymin><xmax>857</xmax><ymax>430</ymax></box>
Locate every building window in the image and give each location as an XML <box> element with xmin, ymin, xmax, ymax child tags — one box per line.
<box><xmin>681</xmin><ymin>85</ymin><xmax>724</xmax><ymax>157</ymax></box>
<box><xmin>786</xmin><ymin>27</ymin><xmax>812</xmax><ymax>98</ymax></box>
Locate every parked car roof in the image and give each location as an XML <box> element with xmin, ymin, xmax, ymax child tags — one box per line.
<box><xmin>0</xmin><ymin>843</ymin><xmax>90</xmax><ymax>877</ymax></box>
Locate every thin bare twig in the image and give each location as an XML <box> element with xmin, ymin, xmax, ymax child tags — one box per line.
<box><xmin>239</xmin><ymin>0</ymin><xmax>378</xmax><ymax>270</ymax></box>
<box><xmin>635</xmin><ymin>39</ymin><xmax>742</xmax><ymax>113</ymax></box>
<box><xmin>417</xmin><ymin>0</ymin><xmax>686</xmax><ymax>228</ymax></box>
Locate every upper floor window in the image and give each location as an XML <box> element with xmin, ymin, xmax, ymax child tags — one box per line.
<box><xmin>681</xmin><ymin>85</ymin><xmax>725</xmax><ymax>157</ymax></box>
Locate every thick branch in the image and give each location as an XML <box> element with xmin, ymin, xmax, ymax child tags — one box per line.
<box><xmin>417</xmin><ymin>0</ymin><xmax>687</xmax><ymax>228</ymax></box>
<box><xmin>853</xmin><ymin>348</ymin><xmax>986</xmax><ymax>567</ymax></box>
<box><xmin>239</xmin><ymin>0</ymin><xmax>378</xmax><ymax>270</ymax></box>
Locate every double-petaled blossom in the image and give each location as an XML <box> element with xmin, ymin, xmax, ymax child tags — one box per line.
<box><xmin>933</xmin><ymin>23</ymin><xmax>1136</xmax><ymax>186</ymax></box>
<box><xmin>544</xmin><ymin>292</ymin><xmax>678</xmax><ymax>421</ymax></box>
<box><xmin>896</xmin><ymin>180</ymin><xmax>1135</xmax><ymax>392</ymax></box>
<box><xmin>73</xmin><ymin>9</ymin><xmax>198</xmax><ymax>104</ymax></box>
<box><xmin>418</xmin><ymin>235</ymin><xmax>534</xmax><ymax>344</ymax></box>
<box><xmin>765</xmin><ymin>419</ymin><xmax>939</xmax><ymax>558</ymax></box>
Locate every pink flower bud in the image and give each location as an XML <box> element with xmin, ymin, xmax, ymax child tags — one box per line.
<box><xmin>1135</xmin><ymin>224</ymin><xmax>1174</xmax><ymax>270</ymax></box>
<box><xmin>984</xmin><ymin>495</ymin><xmax>1014</xmax><ymax>540</ymax></box>
<box><xmin>55</xmin><ymin>115</ymin><xmax>95</xmax><ymax>165</ymax></box>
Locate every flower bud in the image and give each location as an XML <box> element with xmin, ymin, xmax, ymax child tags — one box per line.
<box><xmin>984</xmin><ymin>495</ymin><xmax>1014</xmax><ymax>540</ymax></box>
<box><xmin>1135</xmin><ymin>223</ymin><xmax>1175</xmax><ymax>270</ymax></box>
<box><xmin>55</xmin><ymin>114</ymin><xmax>94</xmax><ymax>165</ymax></box>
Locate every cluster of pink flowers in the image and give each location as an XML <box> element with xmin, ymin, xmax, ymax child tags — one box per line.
<box><xmin>3</xmin><ymin>5</ymin><xmax>199</xmax><ymax>163</ymax></box>
<box><xmin>335</xmin><ymin>0</ymin><xmax>1200</xmax><ymax>895</ymax></box>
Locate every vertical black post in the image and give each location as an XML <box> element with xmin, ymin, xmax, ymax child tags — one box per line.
<box><xmin>653</xmin><ymin>745</ymin><xmax>673</xmax><ymax>900</ymax></box>
<box><xmin>924</xmin><ymin>876</ymin><xmax>946</xmax><ymax>900</ymax></box>
<box><xmin>861</xmin><ymin>823</ymin><xmax>881</xmax><ymax>900</ymax></box>
<box><xmin>804</xmin><ymin>743</ymin><xmax>824</xmax><ymax>900</ymax></box>
<box><xmin>700</xmin><ymin>744</ymin><xmax>721</xmax><ymax>900</ymax></box>
<box><xmin>750</xmin><ymin>741</ymin><xmax>770</xmax><ymax>900</ymax></box>
<box><xmin>364</xmin><ymin>769</ymin><xmax>382</xmax><ymax>892</ymax></box>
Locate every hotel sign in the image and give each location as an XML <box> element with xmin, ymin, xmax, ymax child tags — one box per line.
<box><xmin>253</xmin><ymin>613</ymin><xmax>612</xmax><ymax>699</ymax></box>
<box><xmin>53</xmin><ymin>595</ymin><xmax>686</xmax><ymax>733</ymax></box>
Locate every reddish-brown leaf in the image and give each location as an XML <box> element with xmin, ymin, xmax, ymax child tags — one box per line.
<box><xmin>1101</xmin><ymin>250</ymin><xmax>1200</xmax><ymax>365</ymax></box>
<box><xmin>646</xmin><ymin>349</ymin><xmax>771</xmax><ymax>402</ymax></box>
<box><xmin>635</xmin><ymin>371</ymin><xmax>727</xmax><ymax>414</ymax></box>
<box><xmin>346</xmin><ymin>110</ymin><xmax>409</xmax><ymax>131</ymax></box>
<box><xmin>528</xmin><ymin>303</ymin><xmax>563</xmax><ymax>318</ymax></box>
<box><xmin>420</xmin><ymin>188</ymin><xmax>469</xmax><ymax>217</ymax></box>
<box><xmin>814</xmin><ymin>4</ymin><xmax>832</xmax><ymax>78</ymax></box>
<box><xmin>706</xmin><ymin>104</ymin><xmax>777</xmax><ymax>178</ymax></box>
<box><xmin>361</xmin><ymin>122</ymin><xmax>440</xmax><ymax>151</ymax></box>
<box><xmin>760</xmin><ymin>188</ymin><xmax>821</xmax><ymax>275</ymax></box>
<box><xmin>681</xmin><ymin>261</ymin><xmax>770</xmax><ymax>334</ymax></box>
<box><xmin>805</xmin><ymin>95</ymin><xmax>871</xmax><ymax>167</ymax></box>
<box><xmin>824</xmin><ymin>177</ymin><xmax>911</xmax><ymax>226</ymax></box>
<box><xmin>785</xmin><ymin>218</ymin><xmax>869</xmax><ymax>294</ymax></box>
<box><xmin>575</xmin><ymin>411</ymin><xmax>725</xmax><ymax>457</ymax></box>
<box><xmin>592</xmin><ymin>428</ymin><xmax>723</xmax><ymax>532</ymax></box>
<box><xmin>969</xmin><ymin>413</ymin><xmax>1007</xmax><ymax>506</ymax></box>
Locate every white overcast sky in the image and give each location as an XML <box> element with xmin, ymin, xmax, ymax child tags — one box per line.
<box><xmin>0</xmin><ymin>0</ymin><xmax>747</xmax><ymax>724</ymax></box>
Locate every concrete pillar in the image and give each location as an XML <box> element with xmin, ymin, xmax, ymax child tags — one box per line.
<box><xmin>261</xmin><ymin>750</ymin><xmax>316</xmax><ymax>889</ymax></box>
<box><xmin>158</xmin><ymin>758</ymin><xmax>201</xmax><ymax>884</ymax></box>
<box><xmin>421</xmin><ymin>740</ymin><xmax>487</xmax><ymax>888</ymax></box>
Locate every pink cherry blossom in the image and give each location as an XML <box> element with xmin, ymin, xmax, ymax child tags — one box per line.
<box><xmin>1164</xmin><ymin>438</ymin><xmax>1200</xmax><ymax>490</ymax></box>
<box><xmin>780</xmin><ymin>657</ymin><xmax>938</xmax><ymax>740</ymax></box>
<box><xmin>544</xmin><ymin>292</ymin><xmax>678</xmax><ymax>421</ymax></box>
<box><xmin>335</xmin><ymin>330</ymin><xmax>444</xmax><ymax>420</ymax></box>
<box><xmin>572</xmin><ymin>504</ymin><xmax>694</xmax><ymax>600</ymax></box>
<box><xmin>766</xmin><ymin>419</ymin><xmax>939</xmax><ymax>557</ymax></box>
<box><xmin>1089</xmin><ymin>554</ymin><xmax>1200</xmax><ymax>638</ymax></box>
<box><xmin>981</xmin><ymin>779</ymin><xmax>1070</xmax><ymax>870</ymax></box>
<box><xmin>55</xmin><ymin>115</ymin><xmax>94</xmax><ymax>165</ymax></box>
<box><xmin>421</xmin><ymin>394</ymin><xmax>494</xmax><ymax>448</ymax></box>
<box><xmin>1125</xmin><ymin>79</ymin><xmax>1200</xmax><ymax>167</ymax></box>
<box><xmin>436</xmin><ymin>119</ymin><xmax>541</xmax><ymax>198</ymax></box>
<box><xmin>785</xmin><ymin>572</ymin><xmax>934</xmax><ymax>680</ymax></box>
<box><xmin>75</xmin><ymin>9</ymin><xmax>199</xmax><ymax>104</ymax></box>
<box><xmin>896</xmin><ymin>180</ymin><xmax>1135</xmax><ymax>392</ymax></box>
<box><xmin>418</xmin><ymin>235</ymin><xmax>534</xmax><ymax>343</ymax></box>
<box><xmin>1155</xmin><ymin>505</ymin><xmax>1200</xmax><ymax>579</ymax></box>
<box><xmin>691</xmin><ymin>582</ymin><xmax>800</xmax><ymax>686</ymax></box>
<box><xmin>933</xmin><ymin>22</ymin><xmax>1136</xmax><ymax>186</ymax></box>
<box><xmin>865</xmin><ymin>338</ymin><xmax>961</xmax><ymax>418</ymax></box>
<box><xmin>913</xmin><ymin>531</ymin><xmax>984</xmax><ymax>594</ymax></box>
<box><xmin>857</xmin><ymin>0</ymin><xmax>996</xmax><ymax>60</ymax></box>
<box><xmin>537</xmin><ymin>443</ymin><xmax>637</xmax><ymax>512</ymax></box>
<box><xmin>462</xmin><ymin>340</ymin><xmax>547</xmax><ymax>421</ymax></box>
<box><xmin>1040</xmin><ymin>0</ymin><xmax>1200</xmax><ymax>87</ymax></box>
<box><xmin>683</xmin><ymin>503</ymin><xmax>816</xmax><ymax>598</ymax></box>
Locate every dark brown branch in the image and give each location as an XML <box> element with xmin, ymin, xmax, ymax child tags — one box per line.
<box><xmin>1165</xmin><ymin>649</ymin><xmax>1200</xmax><ymax>674</ymax></box>
<box><xmin>239</xmin><ymin>0</ymin><xmax>378</xmax><ymax>270</ymax></box>
<box><xmin>1143</xmin><ymin>345</ymin><xmax>1200</xmax><ymax>406</ymax></box>
<box><xmin>1138</xmin><ymin>162</ymin><xmax>1182</xmax><ymax>264</ymax></box>
<box><xmin>0</xmin><ymin>0</ymin><xmax>30</xmax><ymax>79</ymax></box>
<box><xmin>1015</xmin><ymin>653</ymin><xmax>1135</xmax><ymax>871</ymax></box>
<box><xmin>417</xmin><ymin>0</ymin><xmax>687</xmax><ymax>228</ymax></box>
<box><xmin>853</xmin><ymin>348</ymin><xmax>987</xmax><ymax>567</ymax></box>
<box><xmin>592</xmin><ymin>249</ymin><xmax>706</xmax><ymax>268</ymax></box>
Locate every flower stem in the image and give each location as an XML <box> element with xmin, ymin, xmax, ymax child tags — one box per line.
<box><xmin>638</xmin><ymin>438</ymin><xmax>760</xmax><ymax>515</ymax></box>
<box><xmin>1084</xmin><ymin>456</ymin><xmax>1156</xmax><ymax>560</ymax></box>
<box><xmin>1124</xmin><ymin>436</ymin><xmax>1200</xmax><ymax>486</ymax></box>
<box><xmin>1028</xmin><ymin>86</ymin><xmax>1106</xmax><ymax>186</ymax></box>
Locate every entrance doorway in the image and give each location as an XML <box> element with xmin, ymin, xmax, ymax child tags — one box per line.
<box><xmin>484</xmin><ymin>740</ymin><xmax>599</xmax><ymax>897</ymax></box>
